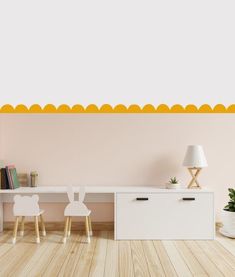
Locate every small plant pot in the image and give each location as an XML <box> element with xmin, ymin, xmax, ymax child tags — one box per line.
<box><xmin>220</xmin><ymin>209</ymin><xmax>235</xmax><ymax>237</ymax></box>
<box><xmin>166</xmin><ymin>183</ymin><xmax>181</xmax><ymax>189</ymax></box>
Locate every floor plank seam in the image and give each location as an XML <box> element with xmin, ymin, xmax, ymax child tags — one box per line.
<box><xmin>57</xmin><ymin>234</ymin><xmax>81</xmax><ymax>276</ymax></box>
<box><xmin>68</xmin><ymin>232</ymin><xmax>86</xmax><ymax>276</ymax></box>
<box><xmin>215</xmin><ymin>237</ymin><xmax>235</xmax><ymax>257</ymax></box>
<box><xmin>152</xmin><ymin>240</ymin><xmax>167</xmax><ymax>277</ymax></box>
<box><xmin>103</xmin><ymin>232</ymin><xmax>110</xmax><ymax>277</ymax></box>
<box><xmin>183</xmin><ymin>241</ymin><xmax>210</xmax><ymax>277</ymax></box>
<box><xmin>206</xmin><ymin>240</ymin><xmax>235</xmax><ymax>274</ymax></box>
<box><xmin>153</xmin><ymin>241</ymin><xmax>178</xmax><ymax>277</ymax></box>
<box><xmin>130</xmin><ymin>241</ymin><xmax>137</xmax><ymax>277</ymax></box>
<box><xmin>87</xmin><ymin>232</ymin><xmax>99</xmax><ymax>277</ymax></box>
<box><xmin>39</xmin><ymin>234</ymin><xmax>63</xmax><ymax>276</ymax></box>
<box><xmin>118</xmin><ymin>239</ymin><xmax>122</xmax><ymax>277</ymax></box>
<box><xmin>174</xmin><ymin>241</ymin><xmax>193</xmax><ymax>276</ymax></box>
<box><xmin>162</xmin><ymin>241</ymin><xmax>179</xmax><ymax>277</ymax></box>
<box><xmin>213</xmin><ymin>239</ymin><xmax>235</xmax><ymax>270</ymax></box>
<box><xmin>195</xmin><ymin>240</ymin><xmax>226</xmax><ymax>277</ymax></box>
<box><xmin>141</xmin><ymin>240</ymin><xmax>156</xmax><ymax>277</ymax></box>
<box><xmin>19</xmin><ymin>233</ymin><xmax>55</xmax><ymax>276</ymax></box>
<box><xmin>0</xmin><ymin>230</ymin><xmax>30</xmax><ymax>264</ymax></box>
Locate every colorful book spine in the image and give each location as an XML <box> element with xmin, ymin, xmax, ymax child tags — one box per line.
<box><xmin>6</xmin><ymin>165</ymin><xmax>14</xmax><ymax>189</ymax></box>
<box><xmin>0</xmin><ymin>168</ymin><xmax>10</xmax><ymax>189</ymax></box>
<box><xmin>10</xmin><ymin>167</ymin><xmax>20</xmax><ymax>189</ymax></box>
<box><xmin>1</xmin><ymin>166</ymin><xmax>20</xmax><ymax>190</ymax></box>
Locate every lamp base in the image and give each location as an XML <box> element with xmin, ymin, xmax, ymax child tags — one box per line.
<box><xmin>187</xmin><ymin>168</ymin><xmax>202</xmax><ymax>189</ymax></box>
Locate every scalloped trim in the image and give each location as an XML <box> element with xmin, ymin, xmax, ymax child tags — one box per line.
<box><xmin>0</xmin><ymin>104</ymin><xmax>234</xmax><ymax>113</ymax></box>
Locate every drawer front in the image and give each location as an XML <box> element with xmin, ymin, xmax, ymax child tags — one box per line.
<box><xmin>116</xmin><ymin>192</ymin><xmax>214</xmax><ymax>240</ymax></box>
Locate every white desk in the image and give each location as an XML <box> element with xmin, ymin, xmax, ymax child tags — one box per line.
<box><xmin>0</xmin><ymin>186</ymin><xmax>214</xmax><ymax>240</ymax></box>
<box><xmin>0</xmin><ymin>186</ymin><xmax>161</xmax><ymax>232</ymax></box>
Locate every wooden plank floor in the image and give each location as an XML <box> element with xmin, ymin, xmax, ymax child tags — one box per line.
<box><xmin>0</xmin><ymin>231</ymin><xmax>235</xmax><ymax>277</ymax></box>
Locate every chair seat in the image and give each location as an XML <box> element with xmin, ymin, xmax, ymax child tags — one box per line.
<box><xmin>14</xmin><ymin>209</ymin><xmax>44</xmax><ymax>217</ymax></box>
<box><xmin>64</xmin><ymin>209</ymin><xmax>91</xmax><ymax>217</ymax></box>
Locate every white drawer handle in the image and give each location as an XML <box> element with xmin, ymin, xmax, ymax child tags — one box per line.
<box><xmin>182</xmin><ymin>197</ymin><xmax>195</xmax><ymax>201</ymax></box>
<box><xmin>136</xmin><ymin>197</ymin><xmax>149</xmax><ymax>201</ymax></box>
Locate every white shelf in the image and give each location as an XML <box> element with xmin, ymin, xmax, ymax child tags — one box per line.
<box><xmin>0</xmin><ymin>185</ymin><xmax>213</xmax><ymax>194</ymax></box>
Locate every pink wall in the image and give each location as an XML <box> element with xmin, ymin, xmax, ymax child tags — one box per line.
<box><xmin>1</xmin><ymin>114</ymin><xmax>235</xmax><ymax>222</ymax></box>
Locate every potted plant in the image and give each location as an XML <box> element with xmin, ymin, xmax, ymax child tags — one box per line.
<box><xmin>166</xmin><ymin>177</ymin><xmax>181</xmax><ymax>189</ymax></box>
<box><xmin>220</xmin><ymin>188</ymin><xmax>235</xmax><ymax>238</ymax></box>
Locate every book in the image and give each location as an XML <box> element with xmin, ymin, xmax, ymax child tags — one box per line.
<box><xmin>0</xmin><ymin>168</ymin><xmax>10</xmax><ymax>189</ymax></box>
<box><xmin>10</xmin><ymin>168</ymin><xmax>20</xmax><ymax>189</ymax></box>
<box><xmin>0</xmin><ymin>162</ymin><xmax>4</xmax><ymax>189</ymax></box>
<box><xmin>6</xmin><ymin>165</ymin><xmax>14</xmax><ymax>189</ymax></box>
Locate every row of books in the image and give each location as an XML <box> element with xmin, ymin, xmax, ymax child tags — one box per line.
<box><xmin>0</xmin><ymin>165</ymin><xmax>20</xmax><ymax>189</ymax></box>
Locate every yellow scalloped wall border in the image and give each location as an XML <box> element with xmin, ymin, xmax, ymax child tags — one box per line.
<box><xmin>0</xmin><ymin>104</ymin><xmax>235</xmax><ymax>113</ymax></box>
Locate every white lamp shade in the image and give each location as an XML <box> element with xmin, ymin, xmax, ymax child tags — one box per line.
<box><xmin>183</xmin><ymin>145</ymin><xmax>208</xmax><ymax>168</ymax></box>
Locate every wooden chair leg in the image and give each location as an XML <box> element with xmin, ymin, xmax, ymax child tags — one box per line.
<box><xmin>12</xmin><ymin>216</ymin><xmax>19</xmax><ymax>244</ymax></box>
<box><xmin>63</xmin><ymin>217</ymin><xmax>69</xmax><ymax>243</ymax></box>
<box><xmin>35</xmin><ymin>216</ymin><xmax>40</xmax><ymax>243</ymax></box>
<box><xmin>20</xmin><ymin>216</ymin><xmax>25</xmax><ymax>236</ymax></box>
<box><xmin>85</xmin><ymin>216</ymin><xmax>90</xmax><ymax>243</ymax></box>
<box><xmin>40</xmin><ymin>214</ymin><xmax>46</xmax><ymax>236</ymax></box>
<box><xmin>68</xmin><ymin>217</ymin><xmax>72</xmax><ymax>237</ymax></box>
<box><xmin>88</xmin><ymin>216</ymin><xmax>93</xmax><ymax>236</ymax></box>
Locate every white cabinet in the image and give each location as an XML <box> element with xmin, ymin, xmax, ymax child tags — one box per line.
<box><xmin>0</xmin><ymin>186</ymin><xmax>214</xmax><ymax>240</ymax></box>
<box><xmin>115</xmin><ymin>192</ymin><xmax>214</xmax><ymax>240</ymax></box>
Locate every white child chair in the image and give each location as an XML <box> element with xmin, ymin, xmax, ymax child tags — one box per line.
<box><xmin>63</xmin><ymin>186</ymin><xmax>92</xmax><ymax>243</ymax></box>
<box><xmin>12</xmin><ymin>195</ymin><xmax>46</xmax><ymax>244</ymax></box>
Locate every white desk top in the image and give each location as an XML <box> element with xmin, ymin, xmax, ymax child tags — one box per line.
<box><xmin>0</xmin><ymin>186</ymin><xmax>213</xmax><ymax>194</ymax></box>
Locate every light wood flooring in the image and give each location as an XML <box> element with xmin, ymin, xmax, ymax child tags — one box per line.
<box><xmin>0</xmin><ymin>230</ymin><xmax>235</xmax><ymax>277</ymax></box>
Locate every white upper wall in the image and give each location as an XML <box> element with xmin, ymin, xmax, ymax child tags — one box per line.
<box><xmin>0</xmin><ymin>1</ymin><xmax>235</xmax><ymax>106</ymax></box>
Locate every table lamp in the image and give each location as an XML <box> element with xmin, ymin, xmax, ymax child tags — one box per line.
<box><xmin>183</xmin><ymin>145</ymin><xmax>208</xmax><ymax>189</ymax></box>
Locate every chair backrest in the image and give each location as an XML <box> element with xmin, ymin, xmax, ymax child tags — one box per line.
<box><xmin>67</xmin><ymin>185</ymin><xmax>74</xmax><ymax>203</ymax></box>
<box><xmin>13</xmin><ymin>194</ymin><xmax>40</xmax><ymax>216</ymax></box>
<box><xmin>64</xmin><ymin>186</ymin><xmax>89</xmax><ymax>216</ymax></box>
<box><xmin>79</xmin><ymin>186</ymin><xmax>85</xmax><ymax>203</ymax></box>
<box><xmin>67</xmin><ymin>185</ymin><xmax>86</xmax><ymax>203</ymax></box>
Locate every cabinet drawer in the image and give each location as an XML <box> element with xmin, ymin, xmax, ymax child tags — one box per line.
<box><xmin>115</xmin><ymin>192</ymin><xmax>214</xmax><ymax>240</ymax></box>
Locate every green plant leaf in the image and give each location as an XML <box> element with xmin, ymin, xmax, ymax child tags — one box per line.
<box><xmin>225</xmin><ymin>188</ymin><xmax>235</xmax><ymax>211</ymax></box>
